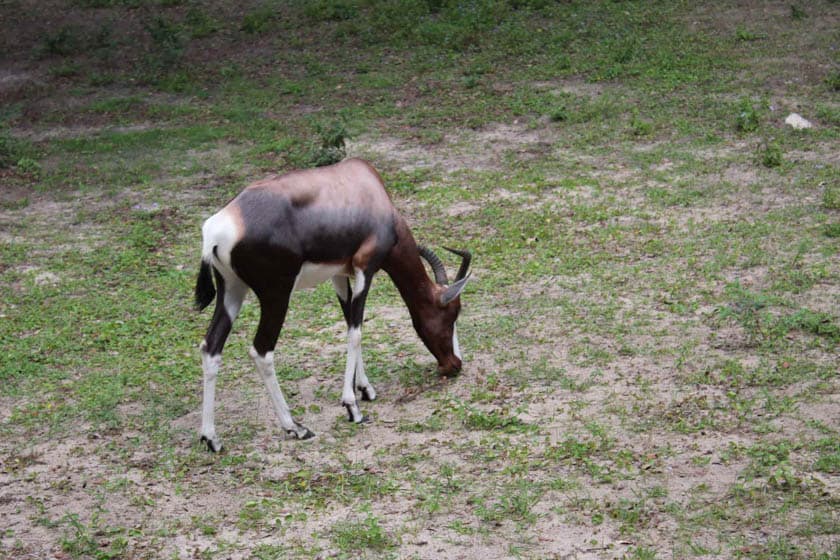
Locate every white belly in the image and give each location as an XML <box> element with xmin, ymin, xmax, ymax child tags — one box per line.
<box><xmin>293</xmin><ymin>262</ymin><xmax>348</xmax><ymax>291</ymax></box>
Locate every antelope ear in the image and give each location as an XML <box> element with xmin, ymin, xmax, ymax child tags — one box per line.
<box><xmin>439</xmin><ymin>274</ymin><xmax>471</xmax><ymax>306</ymax></box>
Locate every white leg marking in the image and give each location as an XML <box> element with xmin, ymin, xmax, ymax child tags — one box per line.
<box><xmin>200</xmin><ymin>342</ymin><xmax>222</xmax><ymax>452</ymax></box>
<box><xmin>342</xmin><ymin>327</ymin><xmax>364</xmax><ymax>422</ymax></box>
<box><xmin>223</xmin><ymin>282</ymin><xmax>247</xmax><ymax>324</ymax></box>
<box><xmin>354</xmin><ymin>350</ymin><xmax>376</xmax><ymax>401</ymax></box>
<box><xmin>351</xmin><ymin>267</ymin><xmax>366</xmax><ymax>297</ymax></box>
<box><xmin>250</xmin><ymin>347</ymin><xmax>313</xmax><ymax>439</ymax></box>
<box><xmin>331</xmin><ymin>275</ymin><xmax>349</xmax><ymax>303</ymax></box>
<box><xmin>334</xmin><ymin>274</ymin><xmax>376</xmax><ymax>402</ymax></box>
<box><xmin>452</xmin><ymin>324</ymin><xmax>462</xmax><ymax>361</ymax></box>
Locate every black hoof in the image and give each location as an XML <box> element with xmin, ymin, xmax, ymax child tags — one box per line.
<box><xmin>287</xmin><ymin>426</ymin><xmax>315</xmax><ymax>440</ymax></box>
<box><xmin>359</xmin><ymin>415</ymin><xmax>371</xmax><ymax>424</ymax></box>
<box><xmin>360</xmin><ymin>387</ymin><xmax>374</xmax><ymax>402</ymax></box>
<box><xmin>200</xmin><ymin>435</ymin><xmax>221</xmax><ymax>453</ymax></box>
<box><xmin>344</xmin><ymin>404</ymin><xmax>355</xmax><ymax>422</ymax></box>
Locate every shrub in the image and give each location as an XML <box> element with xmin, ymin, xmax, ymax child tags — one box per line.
<box><xmin>304</xmin><ymin>0</ymin><xmax>358</xmax><ymax>21</ymax></box>
<box><xmin>760</xmin><ymin>140</ymin><xmax>783</xmax><ymax>168</ymax></box>
<box><xmin>825</xmin><ymin>71</ymin><xmax>840</xmax><ymax>92</ymax></box>
<box><xmin>241</xmin><ymin>5</ymin><xmax>276</xmax><ymax>34</ymax></box>
<box><xmin>41</xmin><ymin>26</ymin><xmax>84</xmax><ymax>57</ymax></box>
<box><xmin>736</xmin><ymin>97</ymin><xmax>762</xmax><ymax>133</ymax></box>
<box><xmin>186</xmin><ymin>8</ymin><xmax>220</xmax><ymax>38</ymax></box>
<box><xmin>0</xmin><ymin>132</ymin><xmax>28</xmax><ymax>169</ymax></box>
<box><xmin>823</xmin><ymin>185</ymin><xmax>840</xmax><ymax>210</ymax></box>
<box><xmin>307</xmin><ymin>119</ymin><xmax>350</xmax><ymax>167</ymax></box>
<box><xmin>145</xmin><ymin>16</ymin><xmax>185</xmax><ymax>71</ymax></box>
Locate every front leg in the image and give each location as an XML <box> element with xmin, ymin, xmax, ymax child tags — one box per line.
<box><xmin>354</xmin><ymin>351</ymin><xmax>376</xmax><ymax>402</ymax></box>
<box><xmin>342</xmin><ymin>326</ymin><xmax>366</xmax><ymax>423</ymax></box>
<box><xmin>333</xmin><ymin>274</ymin><xmax>377</xmax><ymax>410</ymax></box>
<box><xmin>250</xmin><ymin>347</ymin><xmax>315</xmax><ymax>439</ymax></box>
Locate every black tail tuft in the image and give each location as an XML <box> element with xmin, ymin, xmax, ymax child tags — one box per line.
<box><xmin>194</xmin><ymin>260</ymin><xmax>216</xmax><ymax>311</ymax></box>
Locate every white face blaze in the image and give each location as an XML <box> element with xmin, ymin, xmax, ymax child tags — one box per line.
<box><xmin>452</xmin><ymin>324</ymin><xmax>462</xmax><ymax>361</ymax></box>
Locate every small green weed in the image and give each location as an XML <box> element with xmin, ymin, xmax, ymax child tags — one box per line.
<box><xmin>790</xmin><ymin>5</ymin><xmax>807</xmax><ymax>19</ymax></box>
<box><xmin>241</xmin><ymin>5</ymin><xmax>277</xmax><ymax>34</ymax></box>
<box><xmin>630</xmin><ymin>112</ymin><xmax>653</xmax><ymax>137</ymax></box>
<box><xmin>455</xmin><ymin>402</ymin><xmax>532</xmax><ymax>433</ymax></box>
<box><xmin>0</xmin><ymin>133</ymin><xmax>28</xmax><ymax>169</ymax></box>
<box><xmin>718</xmin><ymin>282</ymin><xmax>773</xmax><ymax>344</ymax></box>
<box><xmin>59</xmin><ymin>513</ymin><xmax>128</xmax><ymax>560</ymax></box>
<box><xmin>41</xmin><ymin>26</ymin><xmax>85</xmax><ymax>57</ymax></box>
<box><xmin>331</xmin><ymin>512</ymin><xmax>395</xmax><ymax>554</ymax></box>
<box><xmin>307</xmin><ymin>119</ymin><xmax>350</xmax><ymax>167</ymax></box>
<box><xmin>823</xmin><ymin>185</ymin><xmax>840</xmax><ymax>210</ymax></box>
<box><xmin>735</xmin><ymin>26</ymin><xmax>762</xmax><ymax>42</ymax></box>
<box><xmin>304</xmin><ymin>0</ymin><xmax>358</xmax><ymax>22</ymax></box>
<box><xmin>475</xmin><ymin>479</ymin><xmax>541</xmax><ymax>525</ymax></box>
<box><xmin>826</xmin><ymin>71</ymin><xmax>840</xmax><ymax>92</ymax></box>
<box><xmin>736</xmin><ymin>97</ymin><xmax>762</xmax><ymax>133</ymax></box>
<box><xmin>823</xmin><ymin>223</ymin><xmax>840</xmax><ymax>238</ymax></box>
<box><xmin>186</xmin><ymin>8</ymin><xmax>220</xmax><ymax>38</ymax></box>
<box><xmin>144</xmin><ymin>16</ymin><xmax>185</xmax><ymax>72</ymax></box>
<box><xmin>812</xmin><ymin>438</ymin><xmax>840</xmax><ymax>474</ymax></box>
<box><xmin>549</xmin><ymin>105</ymin><xmax>569</xmax><ymax>122</ymax></box>
<box><xmin>759</xmin><ymin>140</ymin><xmax>783</xmax><ymax>168</ymax></box>
<box><xmin>627</xmin><ymin>546</ymin><xmax>658</xmax><ymax>560</ymax></box>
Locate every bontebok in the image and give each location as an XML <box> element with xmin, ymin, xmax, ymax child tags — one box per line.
<box><xmin>194</xmin><ymin>158</ymin><xmax>471</xmax><ymax>451</ymax></box>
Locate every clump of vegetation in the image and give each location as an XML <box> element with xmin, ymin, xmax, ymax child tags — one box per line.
<box><xmin>144</xmin><ymin>16</ymin><xmax>185</xmax><ymax>71</ymax></box>
<box><xmin>630</xmin><ymin>112</ymin><xmax>653</xmax><ymax>137</ymax></box>
<box><xmin>185</xmin><ymin>7</ymin><xmax>220</xmax><ymax>38</ymax></box>
<box><xmin>736</xmin><ymin>97</ymin><xmax>763</xmax><ymax>132</ymax></box>
<box><xmin>719</xmin><ymin>283</ymin><xmax>840</xmax><ymax>345</ymax></box>
<box><xmin>241</xmin><ymin>4</ymin><xmax>277</xmax><ymax>34</ymax></box>
<box><xmin>40</xmin><ymin>21</ymin><xmax>113</xmax><ymax>59</ymax></box>
<box><xmin>307</xmin><ymin>119</ymin><xmax>350</xmax><ymax>167</ymax></box>
<box><xmin>304</xmin><ymin>0</ymin><xmax>358</xmax><ymax>21</ymax></box>
<box><xmin>41</xmin><ymin>25</ymin><xmax>85</xmax><ymax>56</ymax></box>
<box><xmin>0</xmin><ymin>132</ymin><xmax>35</xmax><ymax>170</ymax></box>
<box><xmin>826</xmin><ymin>71</ymin><xmax>840</xmax><ymax>92</ymax></box>
<box><xmin>0</xmin><ymin>133</ymin><xmax>20</xmax><ymax>169</ymax></box>
<box><xmin>759</xmin><ymin>140</ymin><xmax>783</xmax><ymax>167</ymax></box>
<box><xmin>331</xmin><ymin>512</ymin><xmax>394</xmax><ymax>554</ymax></box>
<box><xmin>823</xmin><ymin>185</ymin><xmax>840</xmax><ymax>210</ymax></box>
<box><xmin>549</xmin><ymin>105</ymin><xmax>569</xmax><ymax>122</ymax></box>
<box><xmin>735</xmin><ymin>26</ymin><xmax>761</xmax><ymax>42</ymax></box>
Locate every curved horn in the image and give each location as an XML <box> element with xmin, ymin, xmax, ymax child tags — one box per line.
<box><xmin>440</xmin><ymin>274</ymin><xmax>470</xmax><ymax>305</ymax></box>
<box><xmin>418</xmin><ymin>245</ymin><xmax>448</xmax><ymax>285</ymax></box>
<box><xmin>443</xmin><ymin>247</ymin><xmax>471</xmax><ymax>282</ymax></box>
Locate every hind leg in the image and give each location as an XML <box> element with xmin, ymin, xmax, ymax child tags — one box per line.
<box><xmin>200</xmin><ymin>274</ymin><xmax>247</xmax><ymax>452</ymax></box>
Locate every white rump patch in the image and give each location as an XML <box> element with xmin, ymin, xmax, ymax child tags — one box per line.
<box><xmin>201</xmin><ymin>209</ymin><xmax>243</xmax><ymax>293</ymax></box>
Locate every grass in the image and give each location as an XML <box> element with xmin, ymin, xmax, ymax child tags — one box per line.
<box><xmin>1</xmin><ymin>1</ymin><xmax>839</xmax><ymax>559</ymax></box>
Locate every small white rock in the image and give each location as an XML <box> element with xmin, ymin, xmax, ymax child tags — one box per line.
<box><xmin>784</xmin><ymin>113</ymin><xmax>812</xmax><ymax>130</ymax></box>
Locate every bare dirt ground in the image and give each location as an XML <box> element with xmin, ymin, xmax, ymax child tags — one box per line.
<box><xmin>3</xmin><ymin>112</ymin><xmax>838</xmax><ymax>558</ymax></box>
